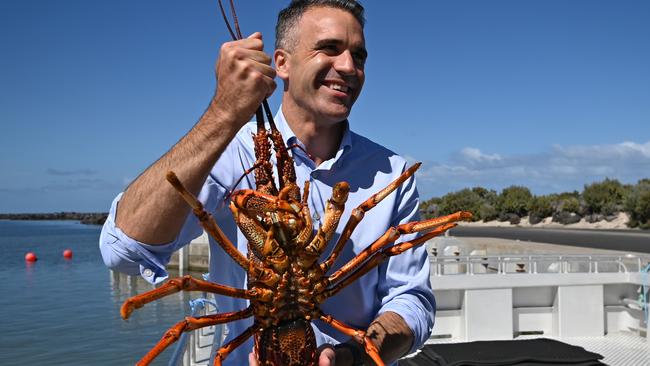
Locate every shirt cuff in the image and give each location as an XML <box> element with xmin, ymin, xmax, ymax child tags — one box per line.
<box><xmin>311</xmin><ymin>321</ymin><xmax>339</xmax><ymax>346</ymax></box>
<box><xmin>99</xmin><ymin>193</ymin><xmax>185</xmax><ymax>285</ymax></box>
<box><xmin>378</xmin><ymin>294</ymin><xmax>435</xmax><ymax>354</ymax></box>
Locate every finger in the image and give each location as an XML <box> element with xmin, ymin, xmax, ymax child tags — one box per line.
<box><xmin>217</xmin><ymin>52</ymin><xmax>276</xmax><ymax>81</ymax></box>
<box><xmin>249</xmin><ymin>351</ymin><xmax>258</xmax><ymax>366</ymax></box>
<box><xmin>231</xmin><ymin>48</ymin><xmax>272</xmax><ymax>65</ymax></box>
<box><xmin>318</xmin><ymin>345</ymin><xmax>336</xmax><ymax>366</ymax></box>
<box><xmin>235</xmin><ymin>32</ymin><xmax>264</xmax><ymax>51</ymax></box>
<box><xmin>265</xmin><ymin>78</ymin><xmax>277</xmax><ymax>98</ymax></box>
<box><xmin>247</xmin><ymin>31</ymin><xmax>262</xmax><ymax>40</ymax></box>
<box><xmin>255</xmin><ymin>63</ymin><xmax>277</xmax><ymax>79</ymax></box>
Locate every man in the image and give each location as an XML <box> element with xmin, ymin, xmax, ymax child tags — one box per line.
<box><xmin>100</xmin><ymin>1</ymin><xmax>435</xmax><ymax>365</ymax></box>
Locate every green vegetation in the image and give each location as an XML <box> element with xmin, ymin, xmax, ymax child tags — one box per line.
<box><xmin>419</xmin><ymin>177</ymin><xmax>650</xmax><ymax>229</ymax></box>
<box><xmin>624</xmin><ymin>179</ymin><xmax>650</xmax><ymax>229</ymax></box>
<box><xmin>582</xmin><ymin>178</ymin><xmax>626</xmax><ymax>215</ymax></box>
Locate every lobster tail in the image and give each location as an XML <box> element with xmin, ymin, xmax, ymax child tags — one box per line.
<box><xmin>255</xmin><ymin>318</ymin><xmax>318</xmax><ymax>366</ymax></box>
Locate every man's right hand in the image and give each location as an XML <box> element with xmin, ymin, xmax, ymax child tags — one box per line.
<box><xmin>212</xmin><ymin>32</ymin><xmax>277</xmax><ymax>129</ymax></box>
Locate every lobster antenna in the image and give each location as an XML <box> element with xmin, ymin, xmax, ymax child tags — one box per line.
<box><xmin>262</xmin><ymin>100</ymin><xmax>277</xmax><ymax>130</ymax></box>
<box><xmin>229</xmin><ymin>0</ymin><xmax>243</xmax><ymax>39</ymax></box>
<box><xmin>217</xmin><ymin>0</ymin><xmax>238</xmax><ymax>40</ymax></box>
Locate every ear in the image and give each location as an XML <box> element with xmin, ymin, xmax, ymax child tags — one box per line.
<box><xmin>274</xmin><ymin>49</ymin><xmax>290</xmax><ymax>81</ymax></box>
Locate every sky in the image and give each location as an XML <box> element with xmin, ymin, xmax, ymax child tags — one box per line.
<box><xmin>1</xmin><ymin>0</ymin><xmax>649</xmax><ymax>212</ymax></box>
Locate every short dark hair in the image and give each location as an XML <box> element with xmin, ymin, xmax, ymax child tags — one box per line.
<box><xmin>275</xmin><ymin>0</ymin><xmax>365</xmax><ymax>50</ymax></box>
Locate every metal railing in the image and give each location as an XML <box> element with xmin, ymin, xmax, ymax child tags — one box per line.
<box><xmin>168</xmin><ymin>294</ymin><xmax>224</xmax><ymax>366</ymax></box>
<box><xmin>431</xmin><ymin>253</ymin><xmax>649</xmax><ymax>276</ymax></box>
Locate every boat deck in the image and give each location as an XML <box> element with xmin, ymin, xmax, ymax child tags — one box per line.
<box><xmin>401</xmin><ymin>331</ymin><xmax>650</xmax><ymax>365</ymax></box>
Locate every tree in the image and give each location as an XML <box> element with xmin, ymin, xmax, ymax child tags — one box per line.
<box><xmin>497</xmin><ymin>186</ymin><xmax>533</xmax><ymax>217</ymax></box>
<box><xmin>439</xmin><ymin>189</ymin><xmax>482</xmax><ymax>221</ymax></box>
<box><xmin>582</xmin><ymin>178</ymin><xmax>626</xmax><ymax>215</ymax></box>
<box><xmin>624</xmin><ymin>180</ymin><xmax>650</xmax><ymax>229</ymax></box>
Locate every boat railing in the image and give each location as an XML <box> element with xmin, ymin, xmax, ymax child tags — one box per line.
<box><xmin>168</xmin><ymin>295</ymin><xmax>223</xmax><ymax>366</ymax></box>
<box><xmin>431</xmin><ymin>253</ymin><xmax>649</xmax><ymax>276</ymax></box>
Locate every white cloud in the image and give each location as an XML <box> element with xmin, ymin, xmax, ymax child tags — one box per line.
<box><xmin>415</xmin><ymin>141</ymin><xmax>650</xmax><ymax>198</ymax></box>
<box><xmin>459</xmin><ymin>147</ymin><xmax>502</xmax><ymax>163</ymax></box>
<box><xmin>554</xmin><ymin>141</ymin><xmax>650</xmax><ymax>159</ymax></box>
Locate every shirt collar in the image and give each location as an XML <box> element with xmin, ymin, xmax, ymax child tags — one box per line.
<box><xmin>274</xmin><ymin>106</ymin><xmax>353</xmax><ymax>168</ymax></box>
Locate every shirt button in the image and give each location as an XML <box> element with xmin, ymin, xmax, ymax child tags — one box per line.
<box><xmin>143</xmin><ymin>268</ymin><xmax>153</xmax><ymax>277</ymax></box>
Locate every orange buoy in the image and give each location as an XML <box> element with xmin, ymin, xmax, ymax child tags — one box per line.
<box><xmin>25</xmin><ymin>252</ymin><xmax>38</xmax><ymax>262</ymax></box>
<box><xmin>63</xmin><ymin>249</ymin><xmax>73</xmax><ymax>259</ymax></box>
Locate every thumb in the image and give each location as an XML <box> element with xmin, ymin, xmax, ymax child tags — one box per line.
<box><xmin>248</xmin><ymin>350</ymin><xmax>258</xmax><ymax>366</ymax></box>
<box><xmin>319</xmin><ymin>346</ymin><xmax>336</xmax><ymax>366</ymax></box>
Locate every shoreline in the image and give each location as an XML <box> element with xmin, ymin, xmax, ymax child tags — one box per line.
<box><xmin>461</xmin><ymin>212</ymin><xmax>639</xmax><ymax>231</ymax></box>
<box><xmin>0</xmin><ymin>212</ymin><xmax>108</xmax><ymax>225</ymax></box>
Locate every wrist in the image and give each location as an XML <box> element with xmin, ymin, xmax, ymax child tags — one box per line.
<box><xmin>195</xmin><ymin>100</ymin><xmax>242</xmax><ymax>146</ymax></box>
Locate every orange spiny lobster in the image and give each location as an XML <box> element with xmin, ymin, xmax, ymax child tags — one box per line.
<box><xmin>119</xmin><ymin>1</ymin><xmax>472</xmax><ymax>365</ymax></box>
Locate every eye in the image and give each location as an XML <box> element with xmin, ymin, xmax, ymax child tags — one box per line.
<box><xmin>352</xmin><ymin>52</ymin><xmax>367</xmax><ymax>66</ymax></box>
<box><xmin>319</xmin><ymin>44</ymin><xmax>339</xmax><ymax>53</ymax></box>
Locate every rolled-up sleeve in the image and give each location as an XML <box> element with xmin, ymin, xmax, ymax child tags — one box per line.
<box><xmin>376</xmin><ymin>168</ymin><xmax>435</xmax><ymax>354</ymax></box>
<box><xmin>99</xmin><ymin>175</ymin><xmax>224</xmax><ymax>284</ymax></box>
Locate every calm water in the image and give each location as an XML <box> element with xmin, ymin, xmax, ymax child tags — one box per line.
<box><xmin>0</xmin><ymin>220</ymin><xmax>201</xmax><ymax>365</ymax></box>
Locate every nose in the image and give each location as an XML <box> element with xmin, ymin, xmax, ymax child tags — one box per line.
<box><xmin>333</xmin><ymin>50</ymin><xmax>356</xmax><ymax>76</ymax></box>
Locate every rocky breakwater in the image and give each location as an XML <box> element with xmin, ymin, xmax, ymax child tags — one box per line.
<box><xmin>0</xmin><ymin>212</ymin><xmax>108</xmax><ymax>225</ymax></box>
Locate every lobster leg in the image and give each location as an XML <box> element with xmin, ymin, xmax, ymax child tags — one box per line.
<box><xmin>320</xmin><ymin>163</ymin><xmax>422</xmax><ymax>273</ymax></box>
<box><xmin>319</xmin><ymin>313</ymin><xmax>384</xmax><ymax>366</ymax></box>
<box><xmin>325</xmin><ymin>211</ymin><xmax>471</xmax><ymax>287</ymax></box>
<box><xmin>299</xmin><ymin>181</ymin><xmax>350</xmax><ymax>268</ymax></box>
<box><xmin>230</xmin><ymin>189</ymin><xmax>300</xmax><ymax>216</ymax></box>
<box><xmin>121</xmin><ymin>275</ymin><xmax>263</xmax><ymax>319</ymax></box>
<box><xmin>322</xmin><ymin>212</ymin><xmax>471</xmax><ymax>301</ymax></box>
<box><xmin>214</xmin><ymin>323</ymin><xmax>259</xmax><ymax>366</ymax></box>
<box><xmin>324</xmin><ymin>224</ymin><xmax>456</xmax><ymax>300</ymax></box>
<box><xmin>135</xmin><ymin>307</ymin><xmax>253</xmax><ymax>366</ymax></box>
<box><xmin>295</xmin><ymin>180</ymin><xmax>313</xmax><ymax>244</ymax></box>
<box><xmin>167</xmin><ymin>171</ymin><xmax>249</xmax><ymax>269</ymax></box>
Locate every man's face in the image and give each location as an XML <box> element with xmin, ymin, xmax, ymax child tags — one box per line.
<box><xmin>277</xmin><ymin>7</ymin><xmax>367</xmax><ymax>124</ymax></box>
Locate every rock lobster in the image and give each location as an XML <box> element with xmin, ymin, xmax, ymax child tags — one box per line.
<box><xmin>119</xmin><ymin>1</ymin><xmax>472</xmax><ymax>365</ymax></box>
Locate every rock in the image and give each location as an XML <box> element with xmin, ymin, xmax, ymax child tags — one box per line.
<box><xmin>552</xmin><ymin>211</ymin><xmax>582</xmax><ymax>225</ymax></box>
<box><xmin>605</xmin><ymin>214</ymin><xmax>619</xmax><ymax>222</ymax></box>
<box><xmin>497</xmin><ymin>213</ymin><xmax>520</xmax><ymax>224</ymax></box>
<box><xmin>586</xmin><ymin>214</ymin><xmax>605</xmax><ymax>223</ymax></box>
<box><xmin>0</xmin><ymin>212</ymin><xmax>108</xmax><ymax>225</ymax></box>
<box><xmin>509</xmin><ymin>214</ymin><xmax>521</xmax><ymax>225</ymax></box>
<box><xmin>529</xmin><ymin>215</ymin><xmax>544</xmax><ymax>225</ymax></box>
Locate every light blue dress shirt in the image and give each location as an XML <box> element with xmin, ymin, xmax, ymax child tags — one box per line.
<box><xmin>99</xmin><ymin>109</ymin><xmax>435</xmax><ymax>365</ymax></box>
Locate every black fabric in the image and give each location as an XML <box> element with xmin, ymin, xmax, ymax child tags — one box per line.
<box><xmin>399</xmin><ymin>338</ymin><xmax>606</xmax><ymax>366</ymax></box>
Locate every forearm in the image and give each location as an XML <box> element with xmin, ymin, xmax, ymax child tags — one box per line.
<box><xmin>115</xmin><ymin>102</ymin><xmax>241</xmax><ymax>244</ymax></box>
<box><xmin>337</xmin><ymin>311</ymin><xmax>414</xmax><ymax>365</ymax></box>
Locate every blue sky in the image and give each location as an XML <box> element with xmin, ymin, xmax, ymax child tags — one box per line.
<box><xmin>1</xmin><ymin>0</ymin><xmax>649</xmax><ymax>212</ymax></box>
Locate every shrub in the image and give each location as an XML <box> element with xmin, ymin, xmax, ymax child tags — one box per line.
<box><xmin>472</xmin><ymin>187</ymin><xmax>498</xmax><ymax>206</ymax></box>
<box><xmin>420</xmin><ymin>197</ymin><xmax>442</xmax><ymax>219</ymax></box>
<box><xmin>529</xmin><ymin>195</ymin><xmax>554</xmax><ymax>220</ymax></box>
<box><xmin>439</xmin><ymin>188</ymin><xmax>482</xmax><ymax>221</ymax></box>
<box><xmin>557</xmin><ymin>196</ymin><xmax>581</xmax><ymax>213</ymax></box>
<box><xmin>478</xmin><ymin>203</ymin><xmax>498</xmax><ymax>222</ymax></box>
<box><xmin>624</xmin><ymin>180</ymin><xmax>650</xmax><ymax>229</ymax></box>
<box><xmin>582</xmin><ymin>178</ymin><xmax>626</xmax><ymax>215</ymax></box>
<box><xmin>497</xmin><ymin>185</ymin><xmax>533</xmax><ymax>217</ymax></box>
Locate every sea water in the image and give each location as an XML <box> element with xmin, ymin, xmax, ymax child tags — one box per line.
<box><xmin>0</xmin><ymin>220</ymin><xmax>202</xmax><ymax>365</ymax></box>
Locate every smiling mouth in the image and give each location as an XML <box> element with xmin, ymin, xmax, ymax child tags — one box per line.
<box><xmin>323</xmin><ymin>82</ymin><xmax>350</xmax><ymax>93</ymax></box>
